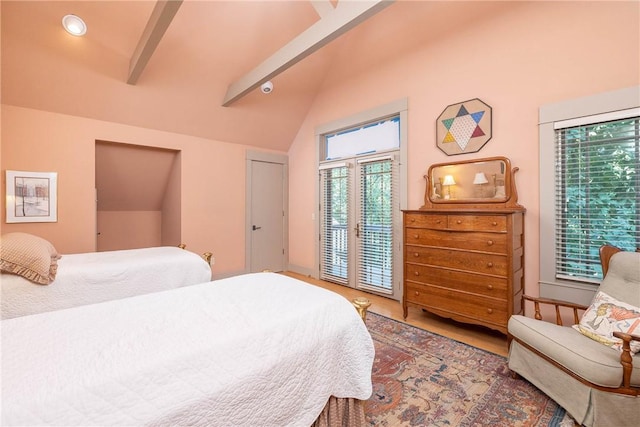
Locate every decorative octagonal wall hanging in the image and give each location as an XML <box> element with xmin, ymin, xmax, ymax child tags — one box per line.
<box><xmin>436</xmin><ymin>98</ymin><xmax>492</xmax><ymax>156</ymax></box>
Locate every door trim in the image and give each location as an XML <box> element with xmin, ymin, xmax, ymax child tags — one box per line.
<box><xmin>245</xmin><ymin>150</ymin><xmax>289</xmax><ymax>273</ymax></box>
<box><xmin>314</xmin><ymin>99</ymin><xmax>408</xmax><ymax>300</ymax></box>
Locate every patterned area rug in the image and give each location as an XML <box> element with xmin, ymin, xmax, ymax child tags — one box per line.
<box><xmin>365</xmin><ymin>312</ymin><xmax>569</xmax><ymax>427</ymax></box>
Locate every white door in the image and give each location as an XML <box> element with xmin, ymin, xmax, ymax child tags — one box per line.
<box><xmin>249</xmin><ymin>160</ymin><xmax>285</xmax><ymax>272</ymax></box>
<box><xmin>319</xmin><ymin>155</ymin><xmax>401</xmax><ymax>300</ymax></box>
<box><xmin>354</xmin><ymin>156</ymin><xmax>398</xmax><ymax>296</ymax></box>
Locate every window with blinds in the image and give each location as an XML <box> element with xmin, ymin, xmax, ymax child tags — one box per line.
<box><xmin>554</xmin><ymin>114</ymin><xmax>640</xmax><ymax>282</ymax></box>
<box><xmin>324</xmin><ymin>117</ymin><xmax>400</xmax><ymax>161</ymax></box>
<box><xmin>357</xmin><ymin>157</ymin><xmax>396</xmax><ymax>290</ymax></box>
<box><xmin>319</xmin><ymin>164</ymin><xmax>351</xmax><ymax>284</ymax></box>
<box><xmin>316</xmin><ymin>101</ymin><xmax>406</xmax><ymax>300</ymax></box>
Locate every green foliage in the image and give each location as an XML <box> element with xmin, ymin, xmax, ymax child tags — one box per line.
<box><xmin>559</xmin><ymin>118</ymin><xmax>639</xmax><ymax>279</ymax></box>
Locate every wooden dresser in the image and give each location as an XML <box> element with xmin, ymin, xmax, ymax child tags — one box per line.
<box><xmin>403</xmin><ymin>156</ymin><xmax>525</xmax><ymax>335</ymax></box>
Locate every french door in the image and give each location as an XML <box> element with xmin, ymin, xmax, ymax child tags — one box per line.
<box><xmin>319</xmin><ymin>153</ymin><xmax>400</xmax><ymax>300</ymax></box>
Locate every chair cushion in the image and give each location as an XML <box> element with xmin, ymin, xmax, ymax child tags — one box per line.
<box><xmin>508</xmin><ymin>315</ymin><xmax>640</xmax><ymax>388</ymax></box>
<box><xmin>573</xmin><ymin>291</ymin><xmax>640</xmax><ymax>354</ymax></box>
<box><xmin>599</xmin><ymin>251</ymin><xmax>640</xmax><ymax>307</ymax></box>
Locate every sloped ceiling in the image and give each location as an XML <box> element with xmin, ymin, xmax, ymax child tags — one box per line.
<box><xmin>1</xmin><ymin>1</ymin><xmax>516</xmax><ymax>152</ymax></box>
<box><xmin>95</xmin><ymin>141</ymin><xmax>177</xmax><ymax>212</ymax></box>
<box><xmin>1</xmin><ymin>0</ymin><xmax>354</xmax><ymax>151</ymax></box>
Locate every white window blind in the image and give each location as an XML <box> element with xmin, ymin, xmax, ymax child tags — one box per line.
<box><xmin>319</xmin><ymin>164</ymin><xmax>351</xmax><ymax>284</ymax></box>
<box><xmin>555</xmin><ymin>115</ymin><xmax>640</xmax><ymax>282</ymax></box>
<box><xmin>356</xmin><ymin>156</ymin><xmax>396</xmax><ymax>290</ymax></box>
<box><xmin>324</xmin><ymin>116</ymin><xmax>400</xmax><ymax>161</ymax></box>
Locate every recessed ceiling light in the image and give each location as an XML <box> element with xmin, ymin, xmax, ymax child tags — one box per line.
<box><xmin>62</xmin><ymin>14</ymin><xmax>87</xmax><ymax>36</ymax></box>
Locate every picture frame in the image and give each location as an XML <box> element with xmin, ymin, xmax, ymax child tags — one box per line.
<box><xmin>5</xmin><ymin>170</ymin><xmax>58</xmax><ymax>223</ymax></box>
<box><xmin>436</xmin><ymin>98</ymin><xmax>492</xmax><ymax>156</ymax></box>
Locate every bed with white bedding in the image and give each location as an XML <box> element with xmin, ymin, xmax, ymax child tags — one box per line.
<box><xmin>1</xmin><ymin>272</ymin><xmax>374</xmax><ymax>427</ymax></box>
<box><xmin>1</xmin><ymin>234</ymin><xmax>212</xmax><ymax>319</ymax></box>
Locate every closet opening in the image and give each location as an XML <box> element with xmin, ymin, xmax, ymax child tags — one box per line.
<box><xmin>95</xmin><ymin>141</ymin><xmax>181</xmax><ymax>252</ymax></box>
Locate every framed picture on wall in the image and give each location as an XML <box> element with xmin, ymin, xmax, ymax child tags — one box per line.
<box><xmin>5</xmin><ymin>170</ymin><xmax>58</xmax><ymax>223</ymax></box>
<box><xmin>436</xmin><ymin>98</ymin><xmax>492</xmax><ymax>156</ymax></box>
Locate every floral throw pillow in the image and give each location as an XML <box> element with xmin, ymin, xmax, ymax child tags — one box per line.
<box><xmin>573</xmin><ymin>291</ymin><xmax>640</xmax><ymax>354</ymax></box>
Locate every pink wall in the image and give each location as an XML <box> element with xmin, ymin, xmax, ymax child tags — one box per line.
<box><xmin>1</xmin><ymin>105</ymin><xmax>267</xmax><ymax>276</ymax></box>
<box><xmin>287</xmin><ymin>1</ymin><xmax>640</xmax><ymax>299</ymax></box>
<box><xmin>1</xmin><ymin>2</ymin><xmax>638</xmax><ymax>288</ymax></box>
<box><xmin>97</xmin><ymin>211</ymin><xmax>161</xmax><ymax>251</ymax></box>
<box><xmin>161</xmin><ymin>154</ymin><xmax>182</xmax><ymax>247</ymax></box>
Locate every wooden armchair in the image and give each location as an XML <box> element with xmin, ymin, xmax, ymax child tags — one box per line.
<box><xmin>508</xmin><ymin>245</ymin><xmax>640</xmax><ymax>427</ymax></box>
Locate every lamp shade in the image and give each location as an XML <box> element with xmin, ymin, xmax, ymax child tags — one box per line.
<box><xmin>473</xmin><ymin>172</ymin><xmax>489</xmax><ymax>185</ymax></box>
<box><xmin>442</xmin><ymin>175</ymin><xmax>456</xmax><ymax>186</ymax></box>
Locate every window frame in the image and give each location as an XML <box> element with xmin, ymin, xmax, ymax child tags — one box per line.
<box><xmin>313</xmin><ymin>99</ymin><xmax>408</xmax><ymax>293</ymax></box>
<box><xmin>538</xmin><ymin>86</ymin><xmax>640</xmax><ymax>305</ymax></box>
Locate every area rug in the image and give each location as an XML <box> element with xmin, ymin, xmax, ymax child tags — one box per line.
<box><xmin>365</xmin><ymin>312</ymin><xmax>569</xmax><ymax>427</ymax></box>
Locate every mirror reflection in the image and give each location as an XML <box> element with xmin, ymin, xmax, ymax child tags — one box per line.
<box><xmin>431</xmin><ymin>158</ymin><xmax>507</xmax><ymax>202</ymax></box>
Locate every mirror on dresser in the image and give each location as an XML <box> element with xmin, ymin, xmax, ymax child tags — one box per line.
<box><xmin>404</xmin><ymin>156</ymin><xmax>525</xmax><ymax>336</ymax></box>
<box><xmin>423</xmin><ymin>156</ymin><xmax>521</xmax><ymax>209</ymax></box>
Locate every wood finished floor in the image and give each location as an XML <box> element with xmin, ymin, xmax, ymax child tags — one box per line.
<box><xmin>284</xmin><ymin>271</ymin><xmax>509</xmax><ymax>357</ymax></box>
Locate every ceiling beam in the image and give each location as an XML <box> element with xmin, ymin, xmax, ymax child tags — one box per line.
<box><xmin>127</xmin><ymin>0</ymin><xmax>183</xmax><ymax>85</ymax></box>
<box><xmin>222</xmin><ymin>0</ymin><xmax>394</xmax><ymax>106</ymax></box>
<box><xmin>311</xmin><ymin>0</ymin><xmax>335</xmax><ymax>18</ymax></box>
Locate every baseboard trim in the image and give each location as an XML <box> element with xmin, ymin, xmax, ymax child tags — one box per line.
<box><xmin>287</xmin><ymin>264</ymin><xmax>317</xmax><ymax>279</ymax></box>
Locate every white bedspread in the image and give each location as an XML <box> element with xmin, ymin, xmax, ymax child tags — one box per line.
<box><xmin>1</xmin><ymin>272</ymin><xmax>374</xmax><ymax>426</ymax></box>
<box><xmin>1</xmin><ymin>246</ymin><xmax>212</xmax><ymax>319</ymax></box>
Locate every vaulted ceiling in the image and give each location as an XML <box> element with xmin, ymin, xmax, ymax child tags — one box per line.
<box><xmin>2</xmin><ymin>0</ymin><xmax>515</xmax><ymax>152</ymax></box>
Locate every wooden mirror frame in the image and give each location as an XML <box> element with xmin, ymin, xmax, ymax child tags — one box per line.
<box><xmin>421</xmin><ymin>156</ymin><xmax>522</xmax><ymax>210</ymax></box>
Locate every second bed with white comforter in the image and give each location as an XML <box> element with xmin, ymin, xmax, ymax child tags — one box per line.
<box><xmin>1</xmin><ymin>272</ymin><xmax>374</xmax><ymax>426</ymax></box>
<box><xmin>1</xmin><ymin>246</ymin><xmax>212</xmax><ymax>319</ymax></box>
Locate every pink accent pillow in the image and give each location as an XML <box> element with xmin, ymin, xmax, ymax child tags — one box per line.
<box><xmin>0</xmin><ymin>233</ymin><xmax>61</xmax><ymax>285</ymax></box>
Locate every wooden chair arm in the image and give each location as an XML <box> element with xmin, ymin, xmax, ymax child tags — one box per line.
<box><xmin>523</xmin><ymin>295</ymin><xmax>589</xmax><ymax>325</ymax></box>
<box><xmin>613</xmin><ymin>331</ymin><xmax>640</xmax><ymax>344</ymax></box>
<box><xmin>613</xmin><ymin>331</ymin><xmax>640</xmax><ymax>389</ymax></box>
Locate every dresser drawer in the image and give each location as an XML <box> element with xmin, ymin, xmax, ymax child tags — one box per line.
<box><xmin>405</xmin><ymin>246</ymin><xmax>508</xmax><ymax>276</ymax></box>
<box><xmin>447</xmin><ymin>215</ymin><xmax>506</xmax><ymax>232</ymax></box>
<box><xmin>405</xmin><ymin>282</ymin><xmax>508</xmax><ymax>325</ymax></box>
<box><xmin>405</xmin><ymin>264</ymin><xmax>508</xmax><ymax>299</ymax></box>
<box><xmin>405</xmin><ymin>229</ymin><xmax>508</xmax><ymax>253</ymax></box>
<box><xmin>405</xmin><ymin>212</ymin><xmax>447</xmax><ymax>229</ymax></box>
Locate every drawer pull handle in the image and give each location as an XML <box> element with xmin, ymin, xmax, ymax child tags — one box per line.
<box><xmin>436</xmin><ymin>219</ymin><xmax>442</xmax><ymax>224</ymax></box>
<box><xmin>487</xmin><ymin>284</ymin><xmax>493</xmax><ymax>290</ymax></box>
<box><xmin>414</xmin><ymin>271</ymin><xmax>420</xmax><ymax>276</ymax></box>
<box><xmin>487</xmin><ymin>308</ymin><xmax>493</xmax><ymax>314</ymax></box>
<box><xmin>414</xmin><ymin>234</ymin><xmax>419</xmax><ymax>239</ymax></box>
<box><xmin>414</xmin><ymin>252</ymin><xmax>419</xmax><ymax>257</ymax></box>
<box><xmin>492</xmin><ymin>221</ymin><xmax>498</xmax><ymax>226</ymax></box>
<box><xmin>487</xmin><ymin>262</ymin><xmax>494</xmax><ymax>268</ymax></box>
<box><xmin>414</xmin><ymin>291</ymin><xmax>420</xmax><ymax>296</ymax></box>
<box><xmin>487</xmin><ymin>240</ymin><xmax>494</xmax><ymax>246</ymax></box>
<box><xmin>410</xmin><ymin>218</ymin><xmax>415</xmax><ymax>223</ymax></box>
<box><xmin>456</xmin><ymin>220</ymin><xmax>462</xmax><ymax>224</ymax></box>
